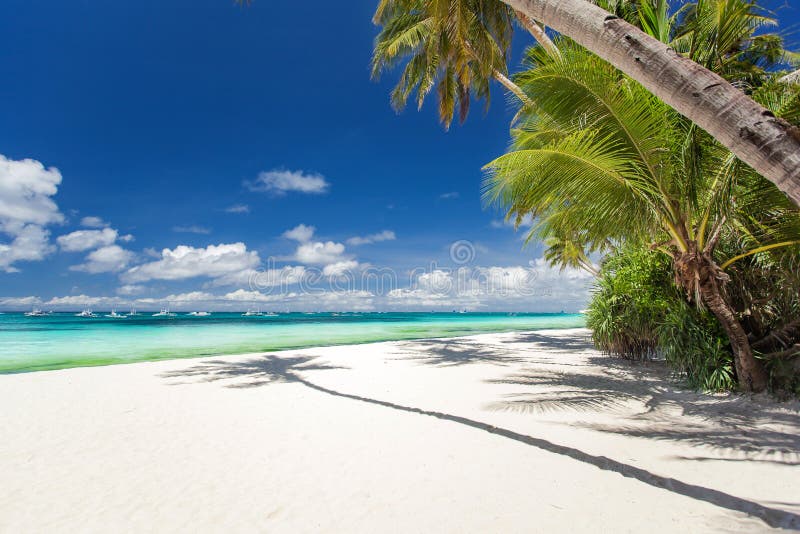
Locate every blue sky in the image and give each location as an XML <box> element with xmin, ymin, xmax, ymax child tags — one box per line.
<box><xmin>0</xmin><ymin>0</ymin><xmax>797</xmax><ymax>311</ymax></box>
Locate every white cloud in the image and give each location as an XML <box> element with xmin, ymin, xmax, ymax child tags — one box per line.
<box><xmin>439</xmin><ymin>192</ymin><xmax>460</xmax><ymax>200</ymax></box>
<box><xmin>245</xmin><ymin>169</ymin><xmax>329</xmax><ymax>196</ymax></box>
<box><xmin>0</xmin><ymin>225</ymin><xmax>55</xmax><ymax>272</ymax></box>
<box><xmin>233</xmin><ymin>265</ymin><xmax>307</xmax><ymax>289</ymax></box>
<box><xmin>283</xmin><ymin>224</ymin><xmax>315</xmax><ymax>243</ymax></box>
<box><xmin>221</xmin><ymin>289</ymin><xmax>287</xmax><ymax>302</ymax></box>
<box><xmin>0</xmin><ymin>155</ymin><xmax>63</xmax><ymax>272</ymax></box>
<box><xmin>122</xmin><ymin>242</ymin><xmax>261</xmax><ymax>283</ymax></box>
<box><xmin>296</xmin><ymin>241</ymin><xmax>346</xmax><ymax>264</ymax></box>
<box><xmin>0</xmin><ymin>155</ymin><xmax>63</xmax><ymax>232</ymax></box>
<box><xmin>80</xmin><ymin>216</ymin><xmax>108</xmax><ymax>228</ymax></box>
<box><xmin>387</xmin><ymin>262</ymin><xmax>593</xmax><ymax>311</ymax></box>
<box><xmin>172</xmin><ymin>225</ymin><xmax>211</xmax><ymax>235</ymax></box>
<box><xmin>491</xmin><ymin>214</ymin><xmax>535</xmax><ymax>229</ymax></box>
<box><xmin>117</xmin><ymin>284</ymin><xmax>146</xmax><ymax>296</ymax></box>
<box><xmin>224</xmin><ymin>204</ymin><xmax>250</xmax><ymax>214</ymax></box>
<box><xmin>0</xmin><ymin>295</ymin><xmax>43</xmax><ymax>307</ymax></box>
<box><xmin>57</xmin><ymin>228</ymin><xmax>119</xmax><ymax>252</ymax></box>
<box><xmin>346</xmin><ymin>230</ymin><xmax>396</xmax><ymax>246</ymax></box>
<box><xmin>323</xmin><ymin>260</ymin><xmax>359</xmax><ymax>277</ymax></box>
<box><xmin>44</xmin><ymin>294</ymin><xmax>108</xmax><ymax>307</ymax></box>
<box><xmin>70</xmin><ymin>245</ymin><xmax>135</xmax><ymax>273</ymax></box>
<box><xmin>161</xmin><ymin>291</ymin><xmax>217</xmax><ymax>302</ymax></box>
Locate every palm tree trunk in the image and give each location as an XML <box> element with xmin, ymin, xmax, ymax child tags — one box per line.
<box><xmin>492</xmin><ymin>70</ymin><xmax>535</xmax><ymax>108</ymax></box>
<box><xmin>513</xmin><ymin>9</ymin><xmax>560</xmax><ymax>58</ymax></box>
<box><xmin>700</xmin><ymin>276</ymin><xmax>768</xmax><ymax>392</ymax></box>
<box><xmin>674</xmin><ymin>251</ymin><xmax>768</xmax><ymax>392</ymax></box>
<box><xmin>501</xmin><ymin>0</ymin><xmax>800</xmax><ymax>206</ymax></box>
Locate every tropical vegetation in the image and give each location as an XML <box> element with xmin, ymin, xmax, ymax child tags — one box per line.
<box><xmin>370</xmin><ymin>0</ymin><xmax>800</xmax><ymax>203</ymax></box>
<box><xmin>373</xmin><ymin>0</ymin><xmax>800</xmax><ymax>394</ymax></box>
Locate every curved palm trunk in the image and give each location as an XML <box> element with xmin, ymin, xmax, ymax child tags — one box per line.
<box><xmin>493</xmin><ymin>70</ymin><xmax>535</xmax><ymax>107</ymax></box>
<box><xmin>513</xmin><ymin>9</ymin><xmax>561</xmax><ymax>58</ymax></box>
<box><xmin>502</xmin><ymin>0</ymin><xmax>800</xmax><ymax>206</ymax></box>
<box><xmin>674</xmin><ymin>251</ymin><xmax>768</xmax><ymax>392</ymax></box>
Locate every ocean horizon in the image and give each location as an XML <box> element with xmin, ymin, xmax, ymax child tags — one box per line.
<box><xmin>0</xmin><ymin>311</ymin><xmax>585</xmax><ymax>374</ymax></box>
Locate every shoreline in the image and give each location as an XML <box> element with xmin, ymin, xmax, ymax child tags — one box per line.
<box><xmin>0</xmin><ymin>314</ymin><xmax>586</xmax><ymax>374</ymax></box>
<box><xmin>2</xmin><ymin>328</ymin><xmax>799</xmax><ymax>532</ymax></box>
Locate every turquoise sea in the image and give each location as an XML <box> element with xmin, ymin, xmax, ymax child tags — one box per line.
<box><xmin>0</xmin><ymin>312</ymin><xmax>585</xmax><ymax>373</ymax></box>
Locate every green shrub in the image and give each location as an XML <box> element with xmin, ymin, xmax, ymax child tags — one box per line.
<box><xmin>586</xmin><ymin>247</ymin><xmax>673</xmax><ymax>360</ymax></box>
<box><xmin>658</xmin><ymin>299</ymin><xmax>735</xmax><ymax>391</ymax></box>
<box><xmin>587</xmin><ymin>246</ymin><xmax>737</xmax><ymax>391</ymax></box>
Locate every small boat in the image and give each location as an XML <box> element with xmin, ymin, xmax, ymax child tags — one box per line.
<box><xmin>264</xmin><ymin>312</ymin><xmax>278</xmax><ymax>317</ymax></box>
<box><xmin>242</xmin><ymin>308</ymin><xmax>263</xmax><ymax>317</ymax></box>
<box><xmin>127</xmin><ymin>307</ymin><xmax>139</xmax><ymax>317</ymax></box>
<box><xmin>188</xmin><ymin>311</ymin><xmax>211</xmax><ymax>317</ymax></box>
<box><xmin>152</xmin><ymin>308</ymin><xmax>176</xmax><ymax>317</ymax></box>
<box><xmin>24</xmin><ymin>308</ymin><xmax>49</xmax><ymax>317</ymax></box>
<box><xmin>105</xmin><ymin>309</ymin><xmax>126</xmax><ymax>318</ymax></box>
<box><xmin>76</xmin><ymin>309</ymin><xmax>97</xmax><ymax>318</ymax></box>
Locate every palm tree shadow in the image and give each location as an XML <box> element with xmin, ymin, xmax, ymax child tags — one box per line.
<box><xmin>160</xmin><ymin>355</ymin><xmax>346</xmax><ymax>388</ymax></box>
<box><xmin>390</xmin><ymin>338</ymin><xmax>527</xmax><ymax>367</ymax></box>
<box><xmin>504</xmin><ymin>331</ymin><xmax>597</xmax><ymax>352</ymax></box>
<box><xmin>161</xmin><ymin>353</ymin><xmax>800</xmax><ymax>529</ymax></box>
<box><xmin>487</xmin><ymin>360</ymin><xmax>800</xmax><ymax>458</ymax></box>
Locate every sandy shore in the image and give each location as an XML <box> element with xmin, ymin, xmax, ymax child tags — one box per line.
<box><xmin>2</xmin><ymin>328</ymin><xmax>799</xmax><ymax>532</ymax></box>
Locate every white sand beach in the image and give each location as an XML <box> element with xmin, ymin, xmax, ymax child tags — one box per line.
<box><xmin>1</xmin><ymin>328</ymin><xmax>799</xmax><ymax>532</ymax></box>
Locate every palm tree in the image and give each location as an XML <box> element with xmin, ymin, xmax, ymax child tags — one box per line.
<box><xmin>483</xmin><ymin>42</ymin><xmax>800</xmax><ymax>391</ymax></box>
<box><xmin>372</xmin><ymin>0</ymin><xmax>545</xmax><ymax>128</ymax></box>
<box><xmin>373</xmin><ymin>0</ymin><xmax>800</xmax><ymax>205</ymax></box>
<box><xmin>372</xmin><ymin>0</ymin><xmax>523</xmax><ymax>128</ymax></box>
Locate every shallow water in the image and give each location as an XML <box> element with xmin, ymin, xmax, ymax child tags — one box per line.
<box><xmin>0</xmin><ymin>312</ymin><xmax>585</xmax><ymax>373</ymax></box>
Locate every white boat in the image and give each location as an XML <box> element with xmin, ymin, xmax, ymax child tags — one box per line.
<box><xmin>188</xmin><ymin>311</ymin><xmax>211</xmax><ymax>317</ymax></box>
<box><xmin>127</xmin><ymin>307</ymin><xmax>139</xmax><ymax>317</ymax></box>
<box><xmin>76</xmin><ymin>309</ymin><xmax>97</xmax><ymax>318</ymax></box>
<box><xmin>24</xmin><ymin>308</ymin><xmax>49</xmax><ymax>317</ymax></box>
<box><xmin>105</xmin><ymin>309</ymin><xmax>125</xmax><ymax>318</ymax></box>
<box><xmin>152</xmin><ymin>308</ymin><xmax>176</xmax><ymax>317</ymax></box>
<box><xmin>242</xmin><ymin>308</ymin><xmax>263</xmax><ymax>317</ymax></box>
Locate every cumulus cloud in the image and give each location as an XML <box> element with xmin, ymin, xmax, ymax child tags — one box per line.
<box><xmin>117</xmin><ymin>284</ymin><xmax>146</xmax><ymax>296</ymax></box>
<box><xmin>296</xmin><ymin>241</ymin><xmax>346</xmax><ymax>264</ymax></box>
<box><xmin>0</xmin><ymin>295</ymin><xmax>43</xmax><ymax>308</ymax></box>
<box><xmin>7</xmin><ymin>257</ymin><xmax>592</xmax><ymax>312</ymax></box>
<box><xmin>161</xmin><ymin>291</ymin><xmax>217</xmax><ymax>302</ymax></box>
<box><xmin>387</xmin><ymin>262</ymin><xmax>593</xmax><ymax>311</ymax></box>
<box><xmin>439</xmin><ymin>192</ymin><xmax>460</xmax><ymax>200</ymax></box>
<box><xmin>57</xmin><ymin>228</ymin><xmax>119</xmax><ymax>252</ymax></box>
<box><xmin>322</xmin><ymin>260</ymin><xmax>359</xmax><ymax>277</ymax></box>
<box><xmin>172</xmin><ymin>225</ymin><xmax>211</xmax><ymax>235</ymax></box>
<box><xmin>80</xmin><ymin>216</ymin><xmax>108</xmax><ymax>228</ymax></box>
<box><xmin>224</xmin><ymin>204</ymin><xmax>250</xmax><ymax>214</ymax></box>
<box><xmin>0</xmin><ymin>155</ymin><xmax>63</xmax><ymax>231</ymax></box>
<box><xmin>122</xmin><ymin>242</ymin><xmax>261</xmax><ymax>283</ymax></box>
<box><xmin>236</xmin><ymin>265</ymin><xmax>307</xmax><ymax>289</ymax></box>
<box><xmin>282</xmin><ymin>224</ymin><xmax>315</xmax><ymax>243</ymax></box>
<box><xmin>44</xmin><ymin>294</ymin><xmax>109</xmax><ymax>307</ymax></box>
<box><xmin>0</xmin><ymin>225</ymin><xmax>55</xmax><ymax>272</ymax></box>
<box><xmin>346</xmin><ymin>230</ymin><xmax>396</xmax><ymax>246</ymax></box>
<box><xmin>0</xmin><ymin>154</ymin><xmax>63</xmax><ymax>272</ymax></box>
<box><xmin>70</xmin><ymin>245</ymin><xmax>135</xmax><ymax>273</ymax></box>
<box><xmin>245</xmin><ymin>169</ymin><xmax>329</xmax><ymax>196</ymax></box>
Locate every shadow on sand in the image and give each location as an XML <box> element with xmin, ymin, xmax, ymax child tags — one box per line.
<box><xmin>162</xmin><ymin>350</ymin><xmax>800</xmax><ymax>530</ymax></box>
